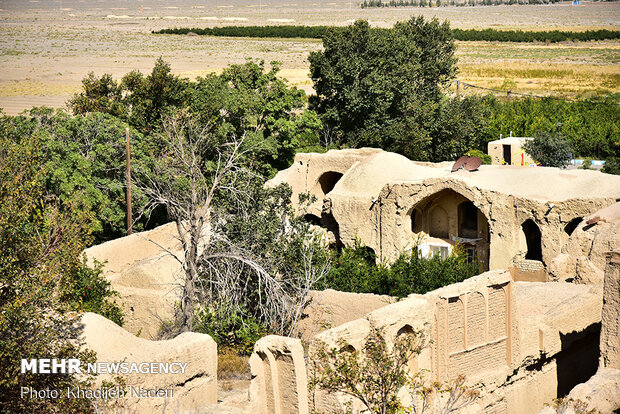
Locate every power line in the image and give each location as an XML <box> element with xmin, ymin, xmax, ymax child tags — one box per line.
<box><xmin>448</xmin><ymin>80</ymin><xmax>618</xmax><ymax>106</ymax></box>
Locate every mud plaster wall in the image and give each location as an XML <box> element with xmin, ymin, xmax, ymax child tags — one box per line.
<box><xmin>268</xmin><ymin>149</ymin><xmax>380</xmax><ymax>217</ymax></box>
<box><xmin>433</xmin><ymin>282</ymin><xmax>515</xmax><ymax>382</ymax></box>
<box><xmin>601</xmin><ymin>251</ymin><xmax>620</xmax><ymax>369</ymax></box>
<box><xmin>368</xmin><ymin>178</ymin><xmax>615</xmax><ymax>270</ymax></box>
<box><xmin>309</xmin><ymin>272</ymin><xmax>522</xmax><ymax>413</ymax></box>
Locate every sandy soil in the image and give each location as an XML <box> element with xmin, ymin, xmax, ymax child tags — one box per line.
<box><xmin>0</xmin><ymin>1</ymin><xmax>618</xmax><ymax>114</ymax></box>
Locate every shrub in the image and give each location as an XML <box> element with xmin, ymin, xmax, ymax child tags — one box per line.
<box><xmin>466</xmin><ymin>149</ymin><xmax>492</xmax><ymax>165</ymax></box>
<box><xmin>60</xmin><ymin>259</ymin><xmax>124</xmax><ymax>326</ymax></box>
<box><xmin>522</xmin><ymin>130</ymin><xmax>573</xmax><ymax>168</ymax></box>
<box><xmin>310</xmin><ymin>325</ymin><xmax>479</xmax><ymax>414</ymax></box>
<box><xmin>602</xmin><ymin>157</ymin><xmax>620</xmax><ymax>175</ymax></box>
<box><xmin>194</xmin><ymin>306</ymin><xmax>267</xmax><ymax>355</ymax></box>
<box><xmin>311</xmin><ymin>325</ymin><xmax>424</xmax><ymax>414</ymax></box>
<box><xmin>318</xmin><ymin>243</ymin><xmax>480</xmax><ymax>298</ymax></box>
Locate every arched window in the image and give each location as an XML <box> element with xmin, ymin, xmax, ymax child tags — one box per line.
<box><xmin>564</xmin><ymin>217</ymin><xmax>583</xmax><ymax>237</ymax></box>
<box><xmin>317</xmin><ymin>171</ymin><xmax>343</xmax><ymax>195</ymax></box>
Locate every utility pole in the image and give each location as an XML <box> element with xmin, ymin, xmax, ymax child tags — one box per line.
<box><xmin>125</xmin><ymin>127</ymin><xmax>133</xmax><ymax>235</ymax></box>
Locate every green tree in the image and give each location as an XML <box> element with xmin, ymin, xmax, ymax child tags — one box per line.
<box><xmin>189</xmin><ymin>61</ymin><xmax>321</xmax><ymax>175</ymax></box>
<box><xmin>309</xmin><ymin>17</ymin><xmax>464</xmax><ymax>161</ymax></box>
<box><xmin>1</xmin><ymin>108</ymin><xmax>155</xmax><ymax>240</ymax></box>
<box><xmin>311</xmin><ymin>325</ymin><xmax>423</xmax><ymax>414</ymax></box>
<box><xmin>0</xmin><ymin>132</ymin><xmax>121</xmax><ymax>412</ymax></box>
<box><xmin>70</xmin><ymin>57</ymin><xmax>190</xmax><ymax>134</ymax></box>
<box><xmin>311</xmin><ymin>325</ymin><xmax>479</xmax><ymax>414</ymax></box>
<box><xmin>522</xmin><ymin>130</ymin><xmax>573</xmax><ymax>167</ymax></box>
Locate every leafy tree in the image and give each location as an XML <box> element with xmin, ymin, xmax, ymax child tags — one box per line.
<box><xmin>309</xmin><ymin>17</ymin><xmax>489</xmax><ymax>162</ymax></box>
<box><xmin>0</xmin><ymin>132</ymin><xmax>121</xmax><ymax>412</ymax></box>
<box><xmin>311</xmin><ymin>325</ymin><xmax>424</xmax><ymax>414</ymax></box>
<box><xmin>70</xmin><ymin>57</ymin><xmax>190</xmax><ymax>134</ymax></box>
<box><xmin>189</xmin><ymin>60</ymin><xmax>321</xmax><ymax>175</ymax></box>
<box><xmin>522</xmin><ymin>130</ymin><xmax>573</xmax><ymax>167</ymax></box>
<box><xmin>0</xmin><ymin>108</ymin><xmax>155</xmax><ymax>240</ymax></box>
<box><xmin>311</xmin><ymin>325</ymin><xmax>479</xmax><ymax>414</ymax></box>
<box><xmin>480</xmin><ymin>96</ymin><xmax>619</xmax><ymax>160</ymax></box>
<box><xmin>138</xmin><ymin>115</ymin><xmax>328</xmax><ymax>339</ymax></box>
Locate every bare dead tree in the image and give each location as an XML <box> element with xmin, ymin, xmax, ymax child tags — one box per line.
<box><xmin>137</xmin><ymin>115</ymin><xmax>252</xmax><ymax>332</ymax></box>
<box><xmin>137</xmin><ymin>114</ymin><xmax>329</xmax><ymax>337</ymax></box>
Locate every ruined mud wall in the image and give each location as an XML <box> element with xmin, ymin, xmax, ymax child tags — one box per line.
<box><xmin>80</xmin><ymin>312</ymin><xmax>217</xmax><ymax>412</ymax></box>
<box><xmin>373</xmin><ymin>178</ymin><xmax>615</xmax><ymax>270</ymax></box>
<box><xmin>548</xmin><ymin>202</ymin><xmax>620</xmax><ymax>285</ymax></box>
<box><xmin>248</xmin><ymin>336</ymin><xmax>309</xmax><ymax>414</ymax></box>
<box><xmin>84</xmin><ymin>223</ymin><xmax>183</xmax><ymax>338</ymax></box>
<box><xmin>601</xmin><ymin>250</ymin><xmax>620</xmax><ymax>369</ymax></box>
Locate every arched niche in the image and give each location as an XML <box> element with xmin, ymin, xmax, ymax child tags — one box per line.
<box><xmin>564</xmin><ymin>217</ymin><xmax>583</xmax><ymax>237</ymax></box>
<box><xmin>407</xmin><ymin>188</ymin><xmax>490</xmax><ymax>270</ymax></box>
<box><xmin>396</xmin><ymin>325</ymin><xmax>419</xmax><ymax>373</ymax></box>
<box><xmin>429</xmin><ymin>205</ymin><xmax>449</xmax><ymax>239</ymax></box>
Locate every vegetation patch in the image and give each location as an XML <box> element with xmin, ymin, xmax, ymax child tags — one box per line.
<box><xmin>154</xmin><ymin>25</ymin><xmax>620</xmax><ymax>43</ymax></box>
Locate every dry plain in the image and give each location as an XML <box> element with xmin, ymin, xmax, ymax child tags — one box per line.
<box><xmin>0</xmin><ymin>0</ymin><xmax>618</xmax><ymax>115</ymax></box>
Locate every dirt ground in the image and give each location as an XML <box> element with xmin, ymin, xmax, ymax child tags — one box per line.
<box><xmin>0</xmin><ymin>1</ymin><xmax>618</xmax><ymax>114</ymax></box>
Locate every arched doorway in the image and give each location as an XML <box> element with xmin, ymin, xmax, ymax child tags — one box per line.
<box><xmin>408</xmin><ymin>189</ymin><xmax>489</xmax><ymax>271</ymax></box>
<box><xmin>458</xmin><ymin>201</ymin><xmax>479</xmax><ymax>239</ymax></box>
<box><xmin>521</xmin><ymin>219</ymin><xmax>543</xmax><ymax>262</ymax></box>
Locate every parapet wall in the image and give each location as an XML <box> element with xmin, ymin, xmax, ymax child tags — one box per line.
<box><xmin>248</xmin><ymin>336</ymin><xmax>309</xmax><ymax>414</ymax></box>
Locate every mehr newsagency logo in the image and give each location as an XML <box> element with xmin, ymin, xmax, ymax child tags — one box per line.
<box><xmin>20</xmin><ymin>358</ymin><xmax>186</xmax><ymax>400</ymax></box>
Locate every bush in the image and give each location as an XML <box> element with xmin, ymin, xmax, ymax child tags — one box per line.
<box><xmin>194</xmin><ymin>307</ymin><xmax>267</xmax><ymax>355</ymax></box>
<box><xmin>60</xmin><ymin>259</ymin><xmax>124</xmax><ymax>326</ymax></box>
<box><xmin>466</xmin><ymin>149</ymin><xmax>492</xmax><ymax>165</ymax></box>
<box><xmin>602</xmin><ymin>157</ymin><xmax>620</xmax><ymax>175</ymax></box>
<box><xmin>522</xmin><ymin>130</ymin><xmax>573</xmax><ymax>167</ymax></box>
<box><xmin>318</xmin><ymin>243</ymin><xmax>480</xmax><ymax>298</ymax></box>
<box><xmin>310</xmin><ymin>325</ymin><xmax>479</xmax><ymax>414</ymax></box>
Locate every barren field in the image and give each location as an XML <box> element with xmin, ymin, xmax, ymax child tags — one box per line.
<box><xmin>0</xmin><ymin>0</ymin><xmax>618</xmax><ymax>114</ymax></box>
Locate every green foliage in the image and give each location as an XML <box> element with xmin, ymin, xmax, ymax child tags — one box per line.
<box><xmin>602</xmin><ymin>157</ymin><xmax>620</xmax><ymax>175</ymax></box>
<box><xmin>386</xmin><ymin>247</ymin><xmax>480</xmax><ymax>297</ymax></box>
<box><xmin>465</xmin><ymin>149</ymin><xmax>492</xmax><ymax>164</ymax></box>
<box><xmin>153</xmin><ymin>25</ymin><xmax>620</xmax><ymax>43</ymax></box>
<box><xmin>69</xmin><ymin>59</ymin><xmax>319</xmax><ymax>176</ymax></box>
<box><xmin>311</xmin><ymin>325</ymin><xmax>423</xmax><ymax>414</ymax></box>
<box><xmin>309</xmin><ymin>17</ymin><xmax>462</xmax><ymax>161</ymax></box>
<box><xmin>60</xmin><ymin>260</ymin><xmax>124</xmax><ymax>326</ymax></box>
<box><xmin>154</xmin><ymin>25</ymin><xmax>330</xmax><ymax>39</ymax></box>
<box><xmin>70</xmin><ymin>57</ymin><xmax>190</xmax><ymax>133</ymax></box>
<box><xmin>479</xmin><ymin>96</ymin><xmax>619</xmax><ymax>160</ymax></box>
<box><xmin>189</xmin><ymin>60</ymin><xmax>321</xmax><ymax>175</ymax></box>
<box><xmin>522</xmin><ymin>130</ymin><xmax>574</xmax><ymax>167</ymax></box>
<box><xmin>452</xmin><ymin>28</ymin><xmax>620</xmax><ymax>42</ymax></box>
<box><xmin>0</xmin><ymin>108</ymin><xmax>155</xmax><ymax>240</ymax></box>
<box><xmin>194</xmin><ymin>307</ymin><xmax>267</xmax><ymax>355</ymax></box>
<box><xmin>0</xmin><ymin>133</ymin><xmax>118</xmax><ymax>413</ymax></box>
<box><xmin>318</xmin><ymin>243</ymin><xmax>480</xmax><ymax>298</ymax></box>
<box><xmin>203</xmin><ymin>179</ymin><xmax>332</xmax><ymax>337</ymax></box>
